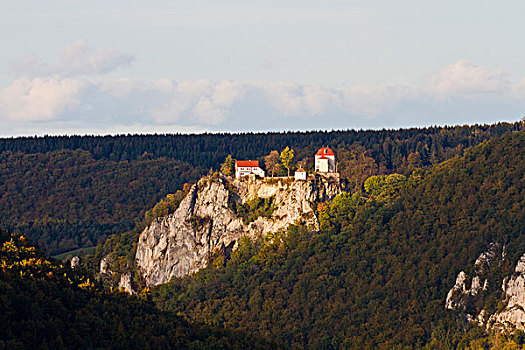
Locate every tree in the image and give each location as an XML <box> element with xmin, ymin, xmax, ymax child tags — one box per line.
<box><xmin>265</xmin><ymin>151</ymin><xmax>280</xmax><ymax>177</ymax></box>
<box><xmin>220</xmin><ymin>155</ymin><xmax>235</xmax><ymax>176</ymax></box>
<box><xmin>280</xmin><ymin>147</ymin><xmax>294</xmax><ymax>176</ymax></box>
<box><xmin>364</xmin><ymin>173</ymin><xmax>407</xmax><ymax>201</ymax></box>
<box><xmin>337</xmin><ymin>146</ymin><xmax>378</xmax><ymax>192</ymax></box>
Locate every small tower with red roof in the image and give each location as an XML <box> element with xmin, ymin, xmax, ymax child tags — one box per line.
<box><xmin>315</xmin><ymin>147</ymin><xmax>336</xmax><ymax>173</ymax></box>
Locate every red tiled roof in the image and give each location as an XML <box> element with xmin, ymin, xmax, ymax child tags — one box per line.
<box><xmin>296</xmin><ymin>168</ymin><xmax>305</xmax><ymax>172</ymax></box>
<box><xmin>236</xmin><ymin>160</ymin><xmax>259</xmax><ymax>167</ymax></box>
<box><xmin>315</xmin><ymin>147</ymin><xmax>334</xmax><ymax>156</ymax></box>
<box><xmin>317</xmin><ymin>156</ymin><xmax>328</xmax><ymax>160</ymax></box>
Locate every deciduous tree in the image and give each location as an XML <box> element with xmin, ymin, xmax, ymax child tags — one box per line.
<box><xmin>220</xmin><ymin>155</ymin><xmax>235</xmax><ymax>176</ymax></box>
<box><xmin>280</xmin><ymin>147</ymin><xmax>294</xmax><ymax>176</ymax></box>
<box><xmin>264</xmin><ymin>151</ymin><xmax>280</xmax><ymax>177</ymax></box>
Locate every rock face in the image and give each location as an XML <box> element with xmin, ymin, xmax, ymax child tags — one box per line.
<box><xmin>488</xmin><ymin>253</ymin><xmax>525</xmax><ymax>330</ymax></box>
<box><xmin>445</xmin><ymin>243</ymin><xmax>500</xmax><ymax>312</ymax></box>
<box><xmin>118</xmin><ymin>273</ymin><xmax>136</xmax><ymax>295</ymax></box>
<box><xmin>70</xmin><ymin>256</ymin><xmax>80</xmax><ymax>269</ymax></box>
<box><xmin>100</xmin><ymin>257</ymin><xmax>110</xmax><ymax>275</ymax></box>
<box><xmin>445</xmin><ymin>243</ymin><xmax>525</xmax><ymax>331</ymax></box>
<box><xmin>136</xmin><ymin>175</ymin><xmax>342</xmax><ymax>286</ymax></box>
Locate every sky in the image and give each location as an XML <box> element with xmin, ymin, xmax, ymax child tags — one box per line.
<box><xmin>1</xmin><ymin>0</ymin><xmax>525</xmax><ymax>136</ymax></box>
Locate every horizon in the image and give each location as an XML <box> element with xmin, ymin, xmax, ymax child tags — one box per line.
<box><xmin>0</xmin><ymin>119</ymin><xmax>521</xmax><ymax>139</ymax></box>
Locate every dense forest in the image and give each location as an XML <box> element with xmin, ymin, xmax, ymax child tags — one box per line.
<box><xmin>1</xmin><ymin>123</ymin><xmax>524</xmax><ymax>349</ymax></box>
<box><xmin>0</xmin><ymin>123</ymin><xmax>519</xmax><ymax>171</ymax></box>
<box><xmin>149</xmin><ymin>129</ymin><xmax>525</xmax><ymax>349</ymax></box>
<box><xmin>0</xmin><ymin>150</ymin><xmax>202</xmax><ymax>255</ymax></box>
<box><xmin>0</xmin><ymin>122</ymin><xmax>521</xmax><ymax>256</ymax></box>
<box><xmin>0</xmin><ymin>230</ymin><xmax>275</xmax><ymax>349</ymax></box>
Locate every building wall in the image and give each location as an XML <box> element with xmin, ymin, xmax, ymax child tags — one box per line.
<box><xmin>295</xmin><ymin>171</ymin><xmax>307</xmax><ymax>180</ymax></box>
<box><xmin>315</xmin><ymin>155</ymin><xmax>335</xmax><ymax>172</ymax></box>
<box><xmin>316</xmin><ymin>158</ymin><xmax>329</xmax><ymax>172</ymax></box>
<box><xmin>235</xmin><ymin>167</ymin><xmax>265</xmax><ymax>178</ymax></box>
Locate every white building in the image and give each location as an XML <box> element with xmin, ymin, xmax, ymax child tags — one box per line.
<box><xmin>315</xmin><ymin>147</ymin><xmax>336</xmax><ymax>173</ymax></box>
<box><xmin>294</xmin><ymin>168</ymin><xmax>307</xmax><ymax>180</ymax></box>
<box><xmin>235</xmin><ymin>160</ymin><xmax>265</xmax><ymax>178</ymax></box>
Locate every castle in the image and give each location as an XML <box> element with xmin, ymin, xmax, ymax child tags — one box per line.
<box><xmin>235</xmin><ymin>147</ymin><xmax>337</xmax><ymax>179</ymax></box>
<box><xmin>314</xmin><ymin>147</ymin><xmax>336</xmax><ymax>173</ymax></box>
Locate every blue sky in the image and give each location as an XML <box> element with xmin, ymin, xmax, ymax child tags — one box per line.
<box><xmin>1</xmin><ymin>0</ymin><xmax>524</xmax><ymax>136</ymax></box>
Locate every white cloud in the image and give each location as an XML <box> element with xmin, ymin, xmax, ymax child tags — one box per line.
<box><xmin>258</xmin><ymin>82</ymin><xmax>328</xmax><ymax>116</ymax></box>
<box><xmin>193</xmin><ymin>80</ymin><xmax>243</xmax><ymax>123</ymax></box>
<box><xmin>0</xmin><ymin>77</ymin><xmax>82</xmax><ymax>121</ymax></box>
<box><xmin>2</xmin><ymin>122</ymin><xmax>207</xmax><ymax>138</ymax></box>
<box><xmin>8</xmin><ymin>53</ymin><xmax>51</xmax><ymax>77</ymax></box>
<box><xmin>9</xmin><ymin>39</ymin><xmax>134</xmax><ymax>78</ymax></box>
<box><xmin>59</xmin><ymin>39</ymin><xmax>134</xmax><ymax>76</ymax></box>
<box><xmin>510</xmin><ymin>78</ymin><xmax>525</xmax><ymax>100</ymax></box>
<box><xmin>153</xmin><ymin>80</ymin><xmax>244</xmax><ymax>125</ymax></box>
<box><xmin>427</xmin><ymin>60</ymin><xmax>509</xmax><ymax>97</ymax></box>
<box><xmin>0</xmin><ymin>59</ymin><xmax>524</xmax><ymax>135</ymax></box>
<box><xmin>255</xmin><ymin>82</ymin><xmax>417</xmax><ymax>118</ymax></box>
<box><xmin>338</xmin><ymin>84</ymin><xmax>418</xmax><ymax>117</ymax></box>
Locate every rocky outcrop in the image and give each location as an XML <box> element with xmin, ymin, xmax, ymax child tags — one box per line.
<box><xmin>136</xmin><ymin>175</ymin><xmax>342</xmax><ymax>286</ymax></box>
<box><xmin>100</xmin><ymin>257</ymin><xmax>111</xmax><ymax>275</ymax></box>
<box><xmin>444</xmin><ymin>243</ymin><xmax>525</xmax><ymax>331</ymax></box>
<box><xmin>445</xmin><ymin>243</ymin><xmax>500</xmax><ymax>312</ymax></box>
<box><xmin>445</xmin><ymin>271</ymin><xmax>469</xmax><ymax>310</ymax></box>
<box><xmin>118</xmin><ymin>273</ymin><xmax>136</xmax><ymax>295</ymax></box>
<box><xmin>488</xmin><ymin>253</ymin><xmax>525</xmax><ymax>330</ymax></box>
<box><xmin>70</xmin><ymin>256</ymin><xmax>80</xmax><ymax>269</ymax></box>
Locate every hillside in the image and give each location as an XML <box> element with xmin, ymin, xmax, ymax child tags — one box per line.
<box><xmin>0</xmin><ymin>231</ymin><xmax>275</xmax><ymax>349</ymax></box>
<box><xmin>148</xmin><ymin>129</ymin><xmax>525</xmax><ymax>349</ymax></box>
<box><xmin>0</xmin><ymin>124</ymin><xmax>518</xmax><ymax>171</ymax></box>
<box><xmin>0</xmin><ymin>123</ymin><xmax>520</xmax><ymax>257</ymax></box>
<box><xmin>0</xmin><ymin>150</ymin><xmax>202</xmax><ymax>255</ymax></box>
<box><xmin>136</xmin><ymin>174</ymin><xmax>342</xmax><ymax>287</ymax></box>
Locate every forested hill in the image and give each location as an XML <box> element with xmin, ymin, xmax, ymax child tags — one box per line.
<box><xmin>1</xmin><ymin>122</ymin><xmax>520</xmax><ymax>171</ymax></box>
<box><xmin>0</xmin><ymin>151</ymin><xmax>202</xmax><ymax>255</ymax></box>
<box><xmin>0</xmin><ymin>231</ymin><xmax>275</xmax><ymax>349</ymax></box>
<box><xmin>0</xmin><ymin>122</ymin><xmax>521</xmax><ymax>256</ymax></box>
<box><xmin>151</xmin><ymin>129</ymin><xmax>525</xmax><ymax>349</ymax></box>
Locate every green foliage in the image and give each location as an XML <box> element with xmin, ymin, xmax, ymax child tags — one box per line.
<box><xmin>364</xmin><ymin>173</ymin><xmax>407</xmax><ymax>200</ymax></box>
<box><xmin>317</xmin><ymin>192</ymin><xmax>366</xmax><ymax>234</ymax></box>
<box><xmin>144</xmin><ymin>191</ymin><xmax>186</xmax><ymax>227</ymax></box>
<box><xmin>1</xmin><ymin>122</ymin><xmax>522</xmax><ymax>348</ymax></box>
<box><xmin>232</xmin><ymin>196</ymin><xmax>277</xmax><ymax>225</ymax></box>
<box><xmin>337</xmin><ymin>145</ymin><xmax>379</xmax><ymax>192</ymax></box>
<box><xmin>0</xmin><ymin>233</ymin><xmax>275</xmax><ymax>349</ymax></box>
<box><xmin>280</xmin><ymin>146</ymin><xmax>294</xmax><ymax>176</ymax></box>
<box><xmin>2</xmin><ymin>124</ymin><xmax>518</xmax><ymax>172</ymax></box>
<box><xmin>0</xmin><ymin>149</ymin><xmax>202</xmax><ymax>255</ymax></box>
<box><xmin>52</xmin><ymin>246</ymin><xmax>96</xmax><ymax>261</ymax></box>
<box><xmin>1</xmin><ymin>123</ymin><xmax>520</xmax><ymax>256</ymax></box>
<box><xmin>189</xmin><ymin>215</ymin><xmax>212</xmax><ymax>231</ymax></box>
<box><xmin>85</xmin><ymin>183</ymin><xmax>192</xmax><ymax>284</ymax></box>
<box><xmin>151</xmin><ymin>130</ymin><xmax>525</xmax><ymax>349</ymax></box>
<box><xmin>220</xmin><ymin>154</ymin><xmax>235</xmax><ymax>176</ymax></box>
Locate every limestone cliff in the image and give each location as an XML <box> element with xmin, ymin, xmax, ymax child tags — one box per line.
<box><xmin>135</xmin><ymin>175</ymin><xmax>342</xmax><ymax>286</ymax></box>
<box><xmin>445</xmin><ymin>243</ymin><xmax>500</xmax><ymax>312</ymax></box>
<box><xmin>487</xmin><ymin>253</ymin><xmax>525</xmax><ymax>330</ymax></box>
<box><xmin>445</xmin><ymin>243</ymin><xmax>525</xmax><ymax>331</ymax></box>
